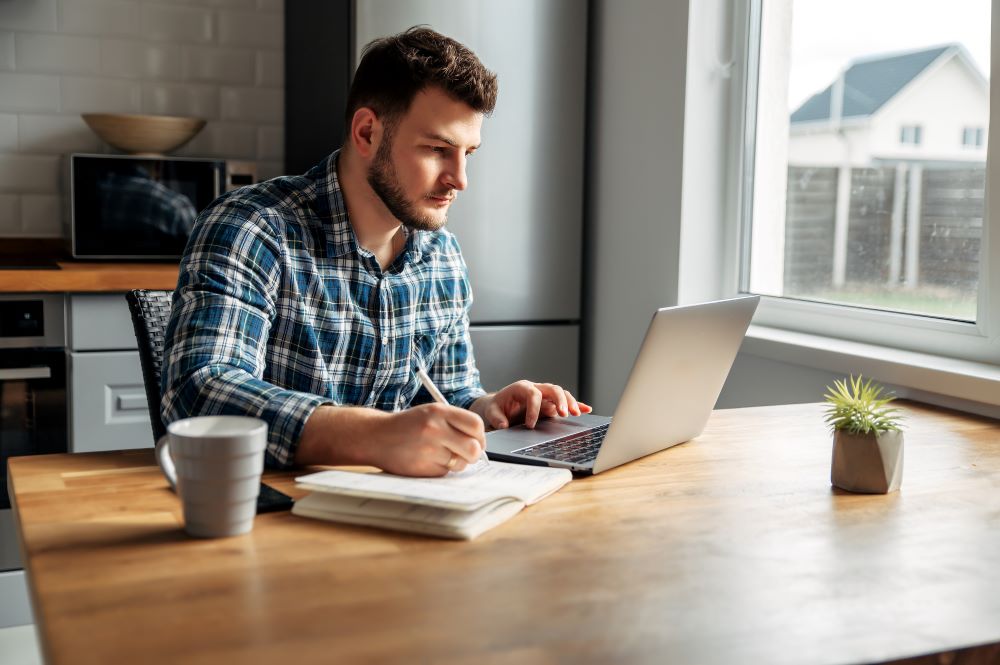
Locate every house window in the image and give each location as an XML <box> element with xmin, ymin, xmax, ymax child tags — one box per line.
<box><xmin>962</xmin><ymin>126</ymin><xmax>985</xmax><ymax>147</ymax></box>
<box><xmin>900</xmin><ymin>125</ymin><xmax>922</xmax><ymax>145</ymax></box>
<box><xmin>739</xmin><ymin>0</ymin><xmax>995</xmax><ymax>362</ymax></box>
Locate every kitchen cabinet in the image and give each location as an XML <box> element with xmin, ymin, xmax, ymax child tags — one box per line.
<box><xmin>67</xmin><ymin>294</ymin><xmax>154</xmax><ymax>453</ymax></box>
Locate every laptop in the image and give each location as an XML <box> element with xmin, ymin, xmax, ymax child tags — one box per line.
<box><xmin>485</xmin><ymin>296</ymin><xmax>760</xmax><ymax>474</ymax></box>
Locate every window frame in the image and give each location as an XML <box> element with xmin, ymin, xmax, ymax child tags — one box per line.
<box><xmin>733</xmin><ymin>0</ymin><xmax>1000</xmax><ymax>367</ymax></box>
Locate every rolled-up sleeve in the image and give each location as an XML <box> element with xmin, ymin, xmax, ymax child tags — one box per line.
<box><xmin>161</xmin><ymin>200</ymin><xmax>333</xmax><ymax>468</ymax></box>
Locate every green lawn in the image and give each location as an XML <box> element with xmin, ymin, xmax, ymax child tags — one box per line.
<box><xmin>788</xmin><ymin>286</ymin><xmax>978</xmax><ymax>321</ymax></box>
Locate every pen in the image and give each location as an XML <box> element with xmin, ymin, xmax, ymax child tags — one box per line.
<box><xmin>415</xmin><ymin>363</ymin><xmax>490</xmax><ymax>468</ymax></box>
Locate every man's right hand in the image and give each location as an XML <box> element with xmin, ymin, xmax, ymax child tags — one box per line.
<box><xmin>295</xmin><ymin>402</ymin><xmax>485</xmax><ymax>476</ymax></box>
<box><xmin>371</xmin><ymin>403</ymin><xmax>486</xmax><ymax>476</ymax></box>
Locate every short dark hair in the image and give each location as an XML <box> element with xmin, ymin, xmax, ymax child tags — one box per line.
<box><xmin>345</xmin><ymin>26</ymin><xmax>498</xmax><ymax>128</ymax></box>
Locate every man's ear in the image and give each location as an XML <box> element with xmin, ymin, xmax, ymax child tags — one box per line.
<box><xmin>350</xmin><ymin>107</ymin><xmax>381</xmax><ymax>160</ymax></box>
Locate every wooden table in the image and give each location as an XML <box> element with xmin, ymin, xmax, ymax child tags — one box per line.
<box><xmin>8</xmin><ymin>403</ymin><xmax>1000</xmax><ymax>664</ymax></box>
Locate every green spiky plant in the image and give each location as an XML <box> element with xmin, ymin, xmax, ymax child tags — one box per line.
<box><xmin>823</xmin><ymin>375</ymin><xmax>904</xmax><ymax>435</ymax></box>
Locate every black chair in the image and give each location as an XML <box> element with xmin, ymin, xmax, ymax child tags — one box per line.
<box><xmin>125</xmin><ymin>289</ymin><xmax>173</xmax><ymax>441</ymax></box>
<box><xmin>125</xmin><ymin>289</ymin><xmax>293</xmax><ymax>512</ymax></box>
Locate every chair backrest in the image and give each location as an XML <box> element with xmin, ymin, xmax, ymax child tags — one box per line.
<box><xmin>125</xmin><ymin>289</ymin><xmax>173</xmax><ymax>442</ymax></box>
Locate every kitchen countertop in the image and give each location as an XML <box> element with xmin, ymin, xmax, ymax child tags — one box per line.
<box><xmin>0</xmin><ymin>261</ymin><xmax>179</xmax><ymax>293</ymax></box>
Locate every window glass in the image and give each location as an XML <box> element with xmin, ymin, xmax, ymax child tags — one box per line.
<box><xmin>747</xmin><ymin>0</ymin><xmax>990</xmax><ymax>321</ymax></box>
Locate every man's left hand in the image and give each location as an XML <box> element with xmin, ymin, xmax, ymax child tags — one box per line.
<box><xmin>472</xmin><ymin>381</ymin><xmax>592</xmax><ymax>430</ymax></box>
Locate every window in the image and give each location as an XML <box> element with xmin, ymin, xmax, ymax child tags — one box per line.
<box><xmin>962</xmin><ymin>126</ymin><xmax>985</xmax><ymax>146</ymax></box>
<box><xmin>900</xmin><ymin>125</ymin><xmax>922</xmax><ymax>144</ymax></box>
<box><xmin>739</xmin><ymin>0</ymin><xmax>997</xmax><ymax>364</ymax></box>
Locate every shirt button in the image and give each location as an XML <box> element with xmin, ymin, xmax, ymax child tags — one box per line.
<box><xmin>381</xmin><ymin>335</ymin><xmax>389</xmax><ymax>345</ymax></box>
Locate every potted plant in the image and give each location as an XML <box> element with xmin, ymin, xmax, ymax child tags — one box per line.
<box><xmin>824</xmin><ymin>375</ymin><xmax>905</xmax><ymax>494</ymax></box>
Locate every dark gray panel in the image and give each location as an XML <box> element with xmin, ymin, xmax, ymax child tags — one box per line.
<box><xmin>285</xmin><ymin>0</ymin><xmax>352</xmax><ymax>175</ymax></box>
<box><xmin>469</xmin><ymin>324</ymin><xmax>579</xmax><ymax>395</ymax></box>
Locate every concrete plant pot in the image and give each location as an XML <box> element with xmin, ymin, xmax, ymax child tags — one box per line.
<box><xmin>831</xmin><ymin>429</ymin><xmax>904</xmax><ymax>494</ymax></box>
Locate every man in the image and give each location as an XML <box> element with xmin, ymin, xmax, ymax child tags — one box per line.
<box><xmin>162</xmin><ymin>27</ymin><xmax>589</xmax><ymax>477</ymax></box>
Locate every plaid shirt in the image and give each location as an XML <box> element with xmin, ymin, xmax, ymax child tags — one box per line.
<box><xmin>161</xmin><ymin>151</ymin><xmax>486</xmax><ymax>468</ymax></box>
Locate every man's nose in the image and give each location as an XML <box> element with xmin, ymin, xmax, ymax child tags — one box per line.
<box><xmin>443</xmin><ymin>155</ymin><xmax>468</xmax><ymax>192</ymax></box>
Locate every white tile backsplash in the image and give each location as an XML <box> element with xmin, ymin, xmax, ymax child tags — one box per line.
<box><xmin>0</xmin><ymin>0</ymin><xmax>58</xmax><ymax>33</ymax></box>
<box><xmin>15</xmin><ymin>33</ymin><xmax>101</xmax><ymax>75</ymax></box>
<box><xmin>175</xmin><ymin>121</ymin><xmax>255</xmax><ymax>159</ymax></box>
<box><xmin>59</xmin><ymin>0</ymin><xmax>140</xmax><ymax>38</ymax></box>
<box><xmin>141</xmin><ymin>81</ymin><xmax>219</xmax><ymax>119</ymax></box>
<box><xmin>256</xmin><ymin>50</ymin><xmax>282</xmax><ymax>87</ymax></box>
<box><xmin>218</xmin><ymin>10</ymin><xmax>282</xmax><ymax>48</ymax></box>
<box><xmin>0</xmin><ymin>114</ymin><xmax>17</xmax><ymax>152</ymax></box>
<box><xmin>220</xmin><ymin>86</ymin><xmax>282</xmax><ymax>123</ymax></box>
<box><xmin>0</xmin><ymin>73</ymin><xmax>60</xmax><ymax>112</ymax></box>
<box><xmin>0</xmin><ymin>0</ymin><xmax>283</xmax><ymax>237</ymax></box>
<box><xmin>0</xmin><ymin>154</ymin><xmax>60</xmax><ymax>193</ymax></box>
<box><xmin>141</xmin><ymin>4</ymin><xmax>213</xmax><ymax>44</ymax></box>
<box><xmin>182</xmin><ymin>46</ymin><xmax>254</xmax><ymax>84</ymax></box>
<box><xmin>0</xmin><ymin>195</ymin><xmax>19</xmax><ymax>235</ymax></box>
<box><xmin>18</xmin><ymin>114</ymin><xmax>102</xmax><ymax>154</ymax></box>
<box><xmin>20</xmin><ymin>194</ymin><xmax>61</xmax><ymax>236</ymax></box>
<box><xmin>62</xmin><ymin>76</ymin><xmax>142</xmax><ymax>113</ymax></box>
<box><xmin>102</xmin><ymin>39</ymin><xmax>183</xmax><ymax>80</ymax></box>
<box><xmin>257</xmin><ymin>125</ymin><xmax>281</xmax><ymax>161</ymax></box>
<box><xmin>0</xmin><ymin>32</ymin><xmax>14</xmax><ymax>71</ymax></box>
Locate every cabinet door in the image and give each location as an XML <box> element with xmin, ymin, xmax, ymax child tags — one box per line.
<box><xmin>469</xmin><ymin>325</ymin><xmax>579</xmax><ymax>395</ymax></box>
<box><xmin>69</xmin><ymin>351</ymin><xmax>154</xmax><ymax>453</ymax></box>
<box><xmin>68</xmin><ymin>294</ymin><xmax>138</xmax><ymax>351</ymax></box>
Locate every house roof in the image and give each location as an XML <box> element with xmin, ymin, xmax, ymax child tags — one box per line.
<box><xmin>791</xmin><ymin>45</ymin><xmax>957</xmax><ymax>124</ymax></box>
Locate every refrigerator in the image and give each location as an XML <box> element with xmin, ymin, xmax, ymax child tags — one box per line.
<box><xmin>287</xmin><ymin>0</ymin><xmax>587</xmax><ymax>394</ymax></box>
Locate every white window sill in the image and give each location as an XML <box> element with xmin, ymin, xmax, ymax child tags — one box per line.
<box><xmin>743</xmin><ymin>325</ymin><xmax>1000</xmax><ymax>412</ymax></box>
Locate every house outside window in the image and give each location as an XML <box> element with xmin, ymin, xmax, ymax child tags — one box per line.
<box><xmin>739</xmin><ymin>0</ymin><xmax>996</xmax><ymax>365</ymax></box>
<box><xmin>900</xmin><ymin>125</ymin><xmax>923</xmax><ymax>145</ymax></box>
<box><xmin>962</xmin><ymin>126</ymin><xmax>985</xmax><ymax>146</ymax></box>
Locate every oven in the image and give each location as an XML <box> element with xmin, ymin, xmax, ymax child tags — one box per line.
<box><xmin>0</xmin><ymin>295</ymin><xmax>67</xmax><ymax>572</ymax></box>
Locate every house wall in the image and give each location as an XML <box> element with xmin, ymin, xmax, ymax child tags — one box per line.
<box><xmin>869</xmin><ymin>56</ymin><xmax>988</xmax><ymax>163</ymax></box>
<box><xmin>787</xmin><ymin>125</ymin><xmax>872</xmax><ymax>167</ymax></box>
<box><xmin>0</xmin><ymin>0</ymin><xmax>285</xmax><ymax>238</ymax></box>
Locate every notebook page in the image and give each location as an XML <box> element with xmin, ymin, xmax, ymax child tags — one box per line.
<box><xmin>296</xmin><ymin>461</ymin><xmax>571</xmax><ymax>511</ymax></box>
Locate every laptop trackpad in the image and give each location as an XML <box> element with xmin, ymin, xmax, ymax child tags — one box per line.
<box><xmin>485</xmin><ymin>415</ymin><xmax>610</xmax><ymax>454</ymax></box>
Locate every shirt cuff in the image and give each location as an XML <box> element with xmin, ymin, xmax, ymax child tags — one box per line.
<box><xmin>261</xmin><ymin>390</ymin><xmax>335</xmax><ymax>469</ymax></box>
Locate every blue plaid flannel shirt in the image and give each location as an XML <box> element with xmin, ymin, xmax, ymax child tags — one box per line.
<box><xmin>161</xmin><ymin>151</ymin><xmax>486</xmax><ymax>468</ymax></box>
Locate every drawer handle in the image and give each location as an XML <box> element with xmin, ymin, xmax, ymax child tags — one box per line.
<box><xmin>0</xmin><ymin>367</ymin><xmax>52</xmax><ymax>381</ymax></box>
<box><xmin>116</xmin><ymin>394</ymin><xmax>148</xmax><ymax>412</ymax></box>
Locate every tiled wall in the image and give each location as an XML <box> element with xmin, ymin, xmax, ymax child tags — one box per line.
<box><xmin>0</xmin><ymin>0</ymin><xmax>284</xmax><ymax>238</ymax></box>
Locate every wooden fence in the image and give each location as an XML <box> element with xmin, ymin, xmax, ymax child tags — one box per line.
<box><xmin>783</xmin><ymin>165</ymin><xmax>984</xmax><ymax>293</ymax></box>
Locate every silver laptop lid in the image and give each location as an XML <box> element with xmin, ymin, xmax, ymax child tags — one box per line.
<box><xmin>591</xmin><ymin>296</ymin><xmax>759</xmax><ymax>474</ymax></box>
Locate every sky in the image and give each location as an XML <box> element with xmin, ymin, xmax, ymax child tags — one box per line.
<box><xmin>788</xmin><ymin>0</ymin><xmax>991</xmax><ymax>110</ymax></box>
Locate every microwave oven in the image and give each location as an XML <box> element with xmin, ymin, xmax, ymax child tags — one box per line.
<box><xmin>65</xmin><ymin>153</ymin><xmax>256</xmax><ymax>260</ymax></box>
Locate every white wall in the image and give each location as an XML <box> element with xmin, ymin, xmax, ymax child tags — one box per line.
<box><xmin>584</xmin><ymin>0</ymin><xmax>688</xmax><ymax>413</ymax></box>
<box><xmin>585</xmin><ymin>0</ymin><xmax>737</xmax><ymax>413</ymax></box>
<box><xmin>0</xmin><ymin>0</ymin><xmax>285</xmax><ymax>238</ymax></box>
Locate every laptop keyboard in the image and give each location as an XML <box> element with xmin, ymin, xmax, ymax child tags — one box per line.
<box><xmin>511</xmin><ymin>423</ymin><xmax>610</xmax><ymax>465</ymax></box>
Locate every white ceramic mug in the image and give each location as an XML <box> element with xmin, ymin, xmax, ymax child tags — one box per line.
<box><xmin>155</xmin><ymin>415</ymin><xmax>267</xmax><ymax>538</ymax></box>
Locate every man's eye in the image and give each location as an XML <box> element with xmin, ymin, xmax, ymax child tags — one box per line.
<box><xmin>430</xmin><ymin>146</ymin><xmax>447</xmax><ymax>154</ymax></box>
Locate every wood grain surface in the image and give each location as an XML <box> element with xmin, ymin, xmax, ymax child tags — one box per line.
<box><xmin>9</xmin><ymin>402</ymin><xmax>1000</xmax><ymax>665</ymax></box>
<box><xmin>0</xmin><ymin>262</ymin><xmax>178</xmax><ymax>292</ymax></box>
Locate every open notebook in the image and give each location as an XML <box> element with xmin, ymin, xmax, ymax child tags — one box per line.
<box><xmin>293</xmin><ymin>461</ymin><xmax>572</xmax><ymax>540</ymax></box>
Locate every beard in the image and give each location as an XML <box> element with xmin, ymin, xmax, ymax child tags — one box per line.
<box><xmin>367</xmin><ymin>131</ymin><xmax>451</xmax><ymax>232</ymax></box>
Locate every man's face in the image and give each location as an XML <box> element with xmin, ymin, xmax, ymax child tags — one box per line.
<box><xmin>367</xmin><ymin>86</ymin><xmax>483</xmax><ymax>231</ymax></box>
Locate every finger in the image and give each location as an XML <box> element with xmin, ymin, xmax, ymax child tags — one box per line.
<box><xmin>485</xmin><ymin>401</ymin><xmax>509</xmax><ymax>429</ymax></box>
<box><xmin>565</xmin><ymin>391</ymin><xmax>582</xmax><ymax>416</ymax></box>
<box><xmin>540</xmin><ymin>400</ymin><xmax>560</xmax><ymax>418</ymax></box>
<box><xmin>536</xmin><ymin>383</ymin><xmax>569</xmax><ymax>417</ymax></box>
<box><xmin>524</xmin><ymin>386</ymin><xmax>543</xmax><ymax>428</ymax></box>
<box><xmin>578</xmin><ymin>401</ymin><xmax>593</xmax><ymax>413</ymax></box>
<box><xmin>442</xmin><ymin>436</ymin><xmax>483</xmax><ymax>464</ymax></box>
<box><xmin>442</xmin><ymin>404</ymin><xmax>486</xmax><ymax>441</ymax></box>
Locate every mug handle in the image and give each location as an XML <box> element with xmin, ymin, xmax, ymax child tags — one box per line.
<box><xmin>154</xmin><ymin>434</ymin><xmax>178</xmax><ymax>491</ymax></box>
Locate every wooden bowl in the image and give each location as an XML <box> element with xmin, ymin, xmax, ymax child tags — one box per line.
<box><xmin>81</xmin><ymin>113</ymin><xmax>206</xmax><ymax>155</ymax></box>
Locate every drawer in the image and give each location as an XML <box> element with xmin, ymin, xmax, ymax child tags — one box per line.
<box><xmin>67</xmin><ymin>294</ymin><xmax>137</xmax><ymax>351</ymax></box>
<box><xmin>69</xmin><ymin>350</ymin><xmax>154</xmax><ymax>453</ymax></box>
